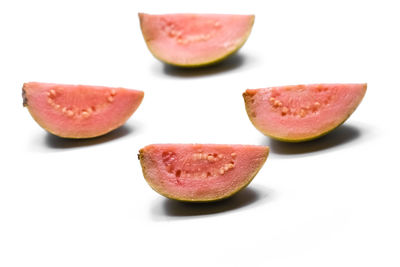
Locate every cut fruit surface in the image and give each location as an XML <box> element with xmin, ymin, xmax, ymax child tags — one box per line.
<box><xmin>23</xmin><ymin>82</ymin><xmax>144</xmax><ymax>138</ymax></box>
<box><xmin>138</xmin><ymin>13</ymin><xmax>255</xmax><ymax>67</ymax></box>
<box><xmin>243</xmin><ymin>83</ymin><xmax>367</xmax><ymax>142</ymax></box>
<box><xmin>138</xmin><ymin>144</ymin><xmax>269</xmax><ymax>202</ymax></box>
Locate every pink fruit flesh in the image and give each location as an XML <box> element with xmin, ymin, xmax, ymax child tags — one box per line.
<box><xmin>23</xmin><ymin>82</ymin><xmax>144</xmax><ymax>138</ymax></box>
<box><xmin>243</xmin><ymin>84</ymin><xmax>367</xmax><ymax>142</ymax></box>
<box><xmin>139</xmin><ymin>144</ymin><xmax>269</xmax><ymax>202</ymax></box>
<box><xmin>139</xmin><ymin>13</ymin><xmax>255</xmax><ymax>67</ymax></box>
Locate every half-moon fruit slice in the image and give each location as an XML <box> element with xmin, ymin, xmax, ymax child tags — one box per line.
<box><xmin>138</xmin><ymin>144</ymin><xmax>269</xmax><ymax>202</ymax></box>
<box><xmin>139</xmin><ymin>13</ymin><xmax>255</xmax><ymax>67</ymax></box>
<box><xmin>243</xmin><ymin>83</ymin><xmax>367</xmax><ymax>142</ymax></box>
<box><xmin>23</xmin><ymin>82</ymin><xmax>144</xmax><ymax>138</ymax></box>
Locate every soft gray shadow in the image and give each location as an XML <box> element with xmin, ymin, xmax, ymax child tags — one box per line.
<box><xmin>152</xmin><ymin>186</ymin><xmax>273</xmax><ymax>219</ymax></box>
<box><xmin>266</xmin><ymin>124</ymin><xmax>362</xmax><ymax>156</ymax></box>
<box><xmin>44</xmin><ymin>124</ymin><xmax>134</xmax><ymax>149</ymax></box>
<box><xmin>161</xmin><ymin>53</ymin><xmax>246</xmax><ymax>78</ymax></box>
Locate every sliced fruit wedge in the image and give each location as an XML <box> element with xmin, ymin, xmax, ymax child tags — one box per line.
<box><xmin>138</xmin><ymin>13</ymin><xmax>255</xmax><ymax>67</ymax></box>
<box><xmin>138</xmin><ymin>144</ymin><xmax>269</xmax><ymax>202</ymax></box>
<box><xmin>243</xmin><ymin>83</ymin><xmax>367</xmax><ymax>142</ymax></box>
<box><xmin>22</xmin><ymin>82</ymin><xmax>144</xmax><ymax>138</ymax></box>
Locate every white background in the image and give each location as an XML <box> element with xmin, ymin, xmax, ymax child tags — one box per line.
<box><xmin>1</xmin><ymin>0</ymin><xmax>399</xmax><ymax>266</ymax></box>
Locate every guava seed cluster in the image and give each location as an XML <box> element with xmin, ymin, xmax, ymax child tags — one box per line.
<box><xmin>161</xmin><ymin>18</ymin><xmax>221</xmax><ymax>45</ymax></box>
<box><xmin>46</xmin><ymin>88</ymin><xmax>117</xmax><ymax>119</ymax></box>
<box><xmin>161</xmin><ymin>150</ymin><xmax>237</xmax><ymax>180</ymax></box>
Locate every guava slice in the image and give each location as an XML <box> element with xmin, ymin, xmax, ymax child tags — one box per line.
<box><xmin>138</xmin><ymin>13</ymin><xmax>255</xmax><ymax>67</ymax></box>
<box><xmin>22</xmin><ymin>82</ymin><xmax>144</xmax><ymax>138</ymax></box>
<box><xmin>243</xmin><ymin>83</ymin><xmax>367</xmax><ymax>142</ymax></box>
<box><xmin>138</xmin><ymin>144</ymin><xmax>269</xmax><ymax>202</ymax></box>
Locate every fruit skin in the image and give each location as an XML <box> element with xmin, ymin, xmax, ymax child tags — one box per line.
<box><xmin>138</xmin><ymin>144</ymin><xmax>269</xmax><ymax>202</ymax></box>
<box><xmin>243</xmin><ymin>83</ymin><xmax>367</xmax><ymax>142</ymax></box>
<box><xmin>138</xmin><ymin>13</ymin><xmax>255</xmax><ymax>67</ymax></box>
<box><xmin>22</xmin><ymin>82</ymin><xmax>144</xmax><ymax>139</ymax></box>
